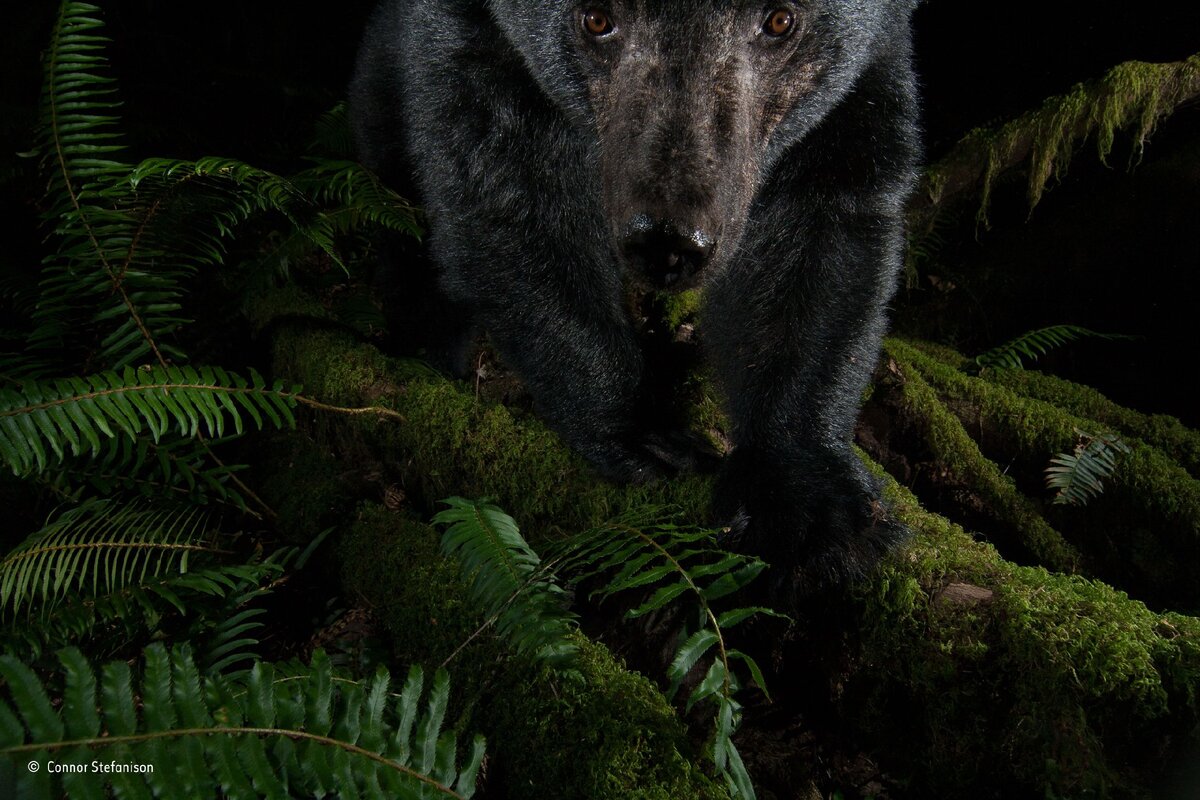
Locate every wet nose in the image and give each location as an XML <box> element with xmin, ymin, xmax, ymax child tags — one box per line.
<box><xmin>620</xmin><ymin>215</ymin><xmax>714</xmax><ymax>289</ymax></box>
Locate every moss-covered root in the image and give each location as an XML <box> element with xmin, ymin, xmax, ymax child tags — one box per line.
<box><xmin>889</xmin><ymin>338</ymin><xmax>1200</xmax><ymax>610</ymax></box>
<box><xmin>910</xmin><ymin>340</ymin><xmax>1200</xmax><ymax>478</ymax></box>
<box><xmin>339</xmin><ymin>504</ymin><xmax>727</xmax><ymax>800</ymax></box>
<box><xmin>881</xmin><ymin>341</ymin><xmax>1080</xmax><ymax>571</ymax></box>
<box><xmin>852</xmin><ymin>479</ymin><xmax>1200</xmax><ymax>797</ymax></box>
<box><xmin>258</xmin><ymin>306</ymin><xmax>1200</xmax><ymax>795</ymax></box>
<box><xmin>268</xmin><ymin>320</ymin><xmax>712</xmax><ymax>541</ymax></box>
<box><xmin>986</xmin><ymin>368</ymin><xmax>1200</xmax><ymax>479</ymax></box>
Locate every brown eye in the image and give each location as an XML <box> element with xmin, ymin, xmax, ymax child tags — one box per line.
<box><xmin>763</xmin><ymin>9</ymin><xmax>794</xmax><ymax>37</ymax></box>
<box><xmin>582</xmin><ymin>9</ymin><xmax>614</xmax><ymax>37</ymax></box>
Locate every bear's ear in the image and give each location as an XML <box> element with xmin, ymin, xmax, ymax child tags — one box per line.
<box><xmin>486</xmin><ymin>0</ymin><xmax>597</xmax><ymax>124</ymax></box>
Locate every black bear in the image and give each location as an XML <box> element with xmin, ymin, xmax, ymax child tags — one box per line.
<box><xmin>351</xmin><ymin>0</ymin><xmax>920</xmax><ymax>594</ymax></box>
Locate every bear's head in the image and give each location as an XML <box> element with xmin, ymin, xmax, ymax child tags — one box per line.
<box><xmin>488</xmin><ymin>0</ymin><xmax>913</xmax><ymax>290</ymax></box>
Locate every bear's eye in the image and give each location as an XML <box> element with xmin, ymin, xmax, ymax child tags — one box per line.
<box><xmin>581</xmin><ymin>9</ymin><xmax>614</xmax><ymax>37</ymax></box>
<box><xmin>763</xmin><ymin>9</ymin><xmax>795</xmax><ymax>37</ymax></box>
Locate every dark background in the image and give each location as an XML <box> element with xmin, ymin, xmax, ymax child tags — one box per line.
<box><xmin>3</xmin><ymin>0</ymin><xmax>1199</xmax><ymax>424</ymax></box>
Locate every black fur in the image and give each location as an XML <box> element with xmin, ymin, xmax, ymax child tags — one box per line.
<box><xmin>351</xmin><ymin>0</ymin><xmax>920</xmax><ymax>593</ymax></box>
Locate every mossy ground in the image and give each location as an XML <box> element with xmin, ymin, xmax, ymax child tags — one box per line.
<box><xmin>254</xmin><ymin>294</ymin><xmax>1200</xmax><ymax>798</ymax></box>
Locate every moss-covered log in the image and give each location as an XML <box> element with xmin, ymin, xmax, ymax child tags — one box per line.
<box><xmin>885</xmin><ymin>338</ymin><xmax>1200</xmax><ymax>612</ymax></box>
<box><xmin>257</xmin><ymin>300</ymin><xmax>1200</xmax><ymax>798</ymax></box>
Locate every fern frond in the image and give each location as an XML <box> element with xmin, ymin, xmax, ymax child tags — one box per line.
<box><xmin>309</xmin><ymin>102</ymin><xmax>355</xmax><ymax>158</ymax></box>
<box><xmin>37</xmin><ymin>432</ymin><xmax>251</xmax><ymax>510</ymax></box>
<box><xmin>433</xmin><ymin>497</ymin><xmax>578</xmax><ymax>665</ymax></box>
<box><xmin>973</xmin><ymin>324</ymin><xmax>1135</xmax><ymax>370</ymax></box>
<box><xmin>37</xmin><ymin>2</ymin><xmax>127</xmax><ymax>211</ymax></box>
<box><xmin>0</xmin><ymin>645</ymin><xmax>485</xmax><ymax>799</ymax></box>
<box><xmin>2</xmin><ymin>560</ymin><xmax>285</xmax><ymax>660</ymax></box>
<box><xmin>1046</xmin><ymin>428</ymin><xmax>1131</xmax><ymax>505</ymax></box>
<box><xmin>0</xmin><ymin>498</ymin><xmax>220</xmax><ymax>618</ymax></box>
<box><xmin>290</xmin><ymin>158</ymin><xmax>422</xmax><ymax>238</ymax></box>
<box><xmin>0</xmin><ymin>365</ymin><xmax>299</xmax><ymax>475</ymax></box>
<box><xmin>253</xmin><ymin>158</ymin><xmax>423</xmax><ymax>280</ymax></box>
<box><xmin>549</xmin><ymin>508</ymin><xmax>783</xmax><ymax>798</ymax></box>
<box><xmin>23</xmin><ymin>1</ymin><xmax>183</xmax><ymax>373</ymax></box>
<box><xmin>188</xmin><ymin>538</ymin><xmax>333</xmax><ymax>677</ymax></box>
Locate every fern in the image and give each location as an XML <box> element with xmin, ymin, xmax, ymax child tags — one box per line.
<box><xmin>0</xmin><ymin>645</ymin><xmax>485</xmax><ymax>799</ymax></box>
<box><xmin>256</xmin><ymin>157</ymin><xmax>422</xmax><ymax>280</ymax></box>
<box><xmin>18</xmin><ymin>4</ymin><xmax>419</xmax><ymax>375</ymax></box>
<box><xmin>440</xmin><ymin>500</ymin><xmax>779</xmax><ymax>799</ymax></box>
<box><xmin>37</xmin><ymin>433</ymin><xmax>252</xmax><ymax>510</ymax></box>
<box><xmin>972</xmin><ymin>324</ymin><xmax>1135</xmax><ymax>370</ymax></box>
<box><xmin>2</xmin><ymin>561</ymin><xmax>286</xmax><ymax>661</ymax></box>
<box><xmin>1046</xmin><ymin>428</ymin><xmax>1131</xmax><ymax>505</ymax></box>
<box><xmin>551</xmin><ymin>509</ymin><xmax>782</xmax><ymax>799</ymax></box>
<box><xmin>191</xmin><ymin>532</ymin><xmax>332</xmax><ymax>677</ymax></box>
<box><xmin>0</xmin><ymin>365</ymin><xmax>299</xmax><ymax>475</ymax></box>
<box><xmin>309</xmin><ymin>102</ymin><xmax>355</xmax><ymax>158</ymax></box>
<box><xmin>433</xmin><ymin>497</ymin><xmax>578</xmax><ymax>665</ymax></box>
<box><xmin>24</xmin><ymin>1</ymin><xmax>173</xmax><ymax>372</ymax></box>
<box><xmin>0</xmin><ymin>497</ymin><xmax>220</xmax><ymax>619</ymax></box>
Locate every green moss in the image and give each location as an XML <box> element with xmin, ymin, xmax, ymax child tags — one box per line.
<box><xmin>659</xmin><ymin>288</ymin><xmax>702</xmax><ymax>331</ymax></box>
<box><xmin>883</xmin><ymin>340</ymin><xmax>1080</xmax><ymax>571</ymax></box>
<box><xmin>269</xmin><ymin>322</ymin><xmax>713</xmax><ymax>542</ymax></box>
<box><xmin>483</xmin><ymin>636</ymin><xmax>726</xmax><ymax>800</ymax></box>
<box><xmin>257</xmin><ymin>298</ymin><xmax>1200</xmax><ymax>797</ymax></box>
<box><xmin>854</xmin><ymin>478</ymin><xmax>1200</xmax><ymax>797</ymax></box>
<box><xmin>983</xmin><ymin>367</ymin><xmax>1200</xmax><ymax>478</ymax></box>
<box><xmin>243</xmin><ymin>284</ymin><xmax>331</xmax><ymax>334</ymax></box>
<box><xmin>338</xmin><ymin>504</ymin><xmax>484</xmax><ymax>666</ymax></box>
<box><xmin>921</xmin><ymin>53</ymin><xmax>1200</xmax><ymax>227</ymax></box>
<box><xmin>888</xmin><ymin>338</ymin><xmax>1200</xmax><ymax>608</ymax></box>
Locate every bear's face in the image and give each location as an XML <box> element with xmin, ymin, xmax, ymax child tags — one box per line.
<box><xmin>489</xmin><ymin>0</ymin><xmax>903</xmax><ymax>290</ymax></box>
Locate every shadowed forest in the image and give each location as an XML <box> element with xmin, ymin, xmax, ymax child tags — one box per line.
<box><xmin>1</xmin><ymin>1</ymin><xmax>1198</xmax><ymax>798</ymax></box>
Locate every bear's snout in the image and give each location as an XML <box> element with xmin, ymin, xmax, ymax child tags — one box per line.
<box><xmin>619</xmin><ymin>213</ymin><xmax>714</xmax><ymax>291</ymax></box>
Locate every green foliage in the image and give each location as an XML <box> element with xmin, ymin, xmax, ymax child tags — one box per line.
<box><xmin>0</xmin><ymin>645</ymin><xmax>485</xmax><ymax>799</ymax></box>
<box><xmin>432</xmin><ymin>497</ymin><xmax>776</xmax><ymax>796</ymax></box>
<box><xmin>10</xmin><ymin>1</ymin><xmax>419</xmax><ymax>377</ymax></box>
<box><xmin>433</xmin><ymin>497</ymin><xmax>578</xmax><ymax>665</ymax></box>
<box><xmin>1046</xmin><ymin>428</ymin><xmax>1131</xmax><ymax>506</ymax></box>
<box><xmin>551</xmin><ymin>509</ymin><xmax>783</xmax><ymax>799</ymax></box>
<box><xmin>0</xmin><ymin>498</ymin><xmax>217</xmax><ymax>619</ymax></box>
<box><xmin>0</xmin><ymin>365</ymin><xmax>298</xmax><ymax>476</ymax></box>
<box><xmin>972</xmin><ymin>324</ymin><xmax>1133</xmax><ymax>371</ymax></box>
<box><xmin>25</xmin><ymin>1</ymin><xmax>174</xmax><ymax>372</ymax></box>
<box><xmin>0</xmin><ymin>1</ymin><xmax>426</xmax><ymax>761</ymax></box>
<box><xmin>4</xmin><ymin>561</ymin><xmax>281</xmax><ymax>662</ymax></box>
<box><xmin>37</xmin><ymin>433</ymin><xmax>252</xmax><ymax>510</ymax></box>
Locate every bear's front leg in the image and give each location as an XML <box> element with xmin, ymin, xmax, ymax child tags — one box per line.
<box><xmin>421</xmin><ymin>171</ymin><xmax>680</xmax><ymax>483</ymax></box>
<box><xmin>470</xmin><ymin>283</ymin><xmax>676</xmax><ymax>484</ymax></box>
<box><xmin>705</xmin><ymin>164</ymin><xmax>913</xmax><ymax>598</ymax></box>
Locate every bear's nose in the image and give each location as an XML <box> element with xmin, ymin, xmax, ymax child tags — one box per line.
<box><xmin>620</xmin><ymin>215</ymin><xmax>713</xmax><ymax>290</ymax></box>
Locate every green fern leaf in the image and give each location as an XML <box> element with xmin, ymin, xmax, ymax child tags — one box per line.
<box><xmin>0</xmin><ymin>366</ymin><xmax>299</xmax><ymax>475</ymax></box>
<box><xmin>38</xmin><ymin>433</ymin><xmax>251</xmax><ymax>510</ymax></box>
<box><xmin>973</xmin><ymin>324</ymin><xmax>1136</xmax><ymax>371</ymax></box>
<box><xmin>2</xmin><ymin>558</ymin><xmax>288</xmax><ymax>661</ymax></box>
<box><xmin>1046</xmin><ymin>428</ymin><xmax>1131</xmax><ymax>505</ymax></box>
<box><xmin>669</xmin><ymin>628</ymin><xmax>720</xmax><ymax>684</ymax></box>
<box><xmin>0</xmin><ymin>645</ymin><xmax>484</xmax><ymax>799</ymax></box>
<box><xmin>548</xmin><ymin>508</ymin><xmax>781</xmax><ymax>799</ymax></box>
<box><xmin>433</xmin><ymin>497</ymin><xmax>578</xmax><ymax>665</ymax></box>
<box><xmin>0</xmin><ymin>498</ymin><xmax>219</xmax><ymax>618</ymax></box>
